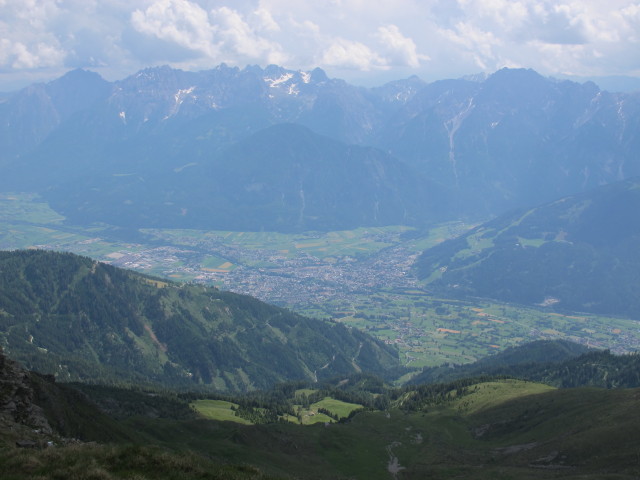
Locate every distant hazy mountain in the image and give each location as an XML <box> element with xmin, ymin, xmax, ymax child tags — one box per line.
<box><xmin>0</xmin><ymin>69</ymin><xmax>110</xmax><ymax>168</ymax></box>
<box><xmin>378</xmin><ymin>68</ymin><xmax>640</xmax><ymax>216</ymax></box>
<box><xmin>1</xmin><ymin>65</ymin><xmax>639</xmax><ymax>231</ymax></box>
<box><xmin>563</xmin><ymin>74</ymin><xmax>640</xmax><ymax>93</ymax></box>
<box><xmin>0</xmin><ymin>250</ymin><xmax>399</xmax><ymax>391</ymax></box>
<box><xmin>416</xmin><ymin>178</ymin><xmax>640</xmax><ymax>317</ymax></box>
<box><xmin>38</xmin><ymin>123</ymin><xmax>452</xmax><ymax>231</ymax></box>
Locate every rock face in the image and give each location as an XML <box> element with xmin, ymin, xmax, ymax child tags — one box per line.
<box><xmin>0</xmin><ymin>349</ymin><xmax>54</xmax><ymax>447</ymax></box>
<box><xmin>0</xmin><ymin>348</ymin><xmax>137</xmax><ymax>446</ymax></box>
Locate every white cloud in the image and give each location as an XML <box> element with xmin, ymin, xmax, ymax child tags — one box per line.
<box><xmin>0</xmin><ymin>0</ymin><xmax>65</xmax><ymax>70</ymax></box>
<box><xmin>253</xmin><ymin>7</ymin><xmax>280</xmax><ymax>32</ymax></box>
<box><xmin>440</xmin><ymin>21</ymin><xmax>505</xmax><ymax>71</ymax></box>
<box><xmin>128</xmin><ymin>3</ymin><xmax>288</xmax><ymax>66</ymax></box>
<box><xmin>131</xmin><ymin>0</ymin><xmax>218</xmax><ymax>57</ymax></box>
<box><xmin>291</xmin><ymin>18</ymin><xmax>321</xmax><ymax>36</ymax></box>
<box><xmin>0</xmin><ymin>0</ymin><xmax>639</xmax><ymax>89</ymax></box>
<box><xmin>7</xmin><ymin>41</ymin><xmax>66</xmax><ymax>69</ymax></box>
<box><xmin>210</xmin><ymin>6</ymin><xmax>288</xmax><ymax>64</ymax></box>
<box><xmin>376</xmin><ymin>25</ymin><xmax>428</xmax><ymax>68</ymax></box>
<box><xmin>319</xmin><ymin>38</ymin><xmax>385</xmax><ymax>70</ymax></box>
<box><xmin>429</xmin><ymin>0</ymin><xmax>640</xmax><ymax>77</ymax></box>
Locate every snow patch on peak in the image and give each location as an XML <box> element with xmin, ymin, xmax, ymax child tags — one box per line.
<box><xmin>162</xmin><ymin>86</ymin><xmax>197</xmax><ymax>120</ymax></box>
<box><xmin>288</xmin><ymin>84</ymin><xmax>299</xmax><ymax>96</ymax></box>
<box><xmin>174</xmin><ymin>86</ymin><xmax>195</xmax><ymax>105</ymax></box>
<box><xmin>301</xmin><ymin>71</ymin><xmax>311</xmax><ymax>84</ymax></box>
<box><xmin>394</xmin><ymin>89</ymin><xmax>417</xmax><ymax>103</ymax></box>
<box><xmin>266</xmin><ymin>73</ymin><xmax>294</xmax><ymax>88</ymax></box>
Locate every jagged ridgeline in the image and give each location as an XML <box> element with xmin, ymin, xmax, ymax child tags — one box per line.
<box><xmin>0</xmin><ymin>250</ymin><xmax>399</xmax><ymax>391</ymax></box>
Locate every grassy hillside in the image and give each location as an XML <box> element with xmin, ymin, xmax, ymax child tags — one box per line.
<box><xmin>0</xmin><ymin>349</ymin><xmax>279</xmax><ymax>479</ymax></box>
<box><xmin>3</xmin><ymin>345</ymin><xmax>640</xmax><ymax>479</ymax></box>
<box><xmin>0</xmin><ymin>250</ymin><xmax>399</xmax><ymax>391</ymax></box>
<box><xmin>5</xmin><ymin>382</ymin><xmax>635</xmax><ymax>479</ymax></box>
<box><xmin>116</xmin><ymin>380</ymin><xmax>640</xmax><ymax>479</ymax></box>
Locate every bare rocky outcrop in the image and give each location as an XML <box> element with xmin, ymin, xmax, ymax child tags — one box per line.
<box><xmin>0</xmin><ymin>349</ymin><xmax>53</xmax><ymax>436</ymax></box>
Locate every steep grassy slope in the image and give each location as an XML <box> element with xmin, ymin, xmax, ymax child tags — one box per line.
<box><xmin>3</xmin><ymin>344</ymin><xmax>640</xmax><ymax>479</ymax></box>
<box><xmin>417</xmin><ymin>177</ymin><xmax>640</xmax><ymax>317</ymax></box>
<box><xmin>0</xmin><ymin>349</ymin><xmax>136</xmax><ymax>448</ymax></box>
<box><xmin>4</xmin><ymin>381</ymin><xmax>637</xmax><ymax>479</ymax></box>
<box><xmin>0</xmin><ymin>250</ymin><xmax>399</xmax><ymax>391</ymax></box>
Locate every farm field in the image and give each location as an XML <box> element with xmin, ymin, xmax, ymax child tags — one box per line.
<box><xmin>142</xmin><ymin>226</ymin><xmax>409</xmax><ymax>260</ymax></box>
<box><xmin>293</xmin><ymin>292</ymin><xmax>640</xmax><ymax>369</ymax></box>
<box><xmin>293</xmin><ymin>392</ymin><xmax>364</xmax><ymax>424</ymax></box>
<box><xmin>1</xmin><ymin>193</ymin><xmax>638</xmax><ymax>371</ymax></box>
<box><xmin>0</xmin><ymin>193</ymin><xmax>465</xmax><ymax>259</ymax></box>
<box><xmin>191</xmin><ymin>400</ymin><xmax>252</xmax><ymax>425</ymax></box>
<box><xmin>192</xmin><ymin>394</ymin><xmax>363</xmax><ymax>426</ymax></box>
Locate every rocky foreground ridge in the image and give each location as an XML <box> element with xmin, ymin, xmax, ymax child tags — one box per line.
<box><xmin>0</xmin><ymin>349</ymin><xmax>55</xmax><ymax>448</ymax></box>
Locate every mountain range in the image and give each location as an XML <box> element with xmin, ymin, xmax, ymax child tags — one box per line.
<box><xmin>1</xmin><ymin>64</ymin><xmax>640</xmax><ymax>232</ymax></box>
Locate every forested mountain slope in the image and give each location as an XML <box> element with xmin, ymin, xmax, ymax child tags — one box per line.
<box><xmin>417</xmin><ymin>177</ymin><xmax>640</xmax><ymax>317</ymax></box>
<box><xmin>0</xmin><ymin>250</ymin><xmax>399</xmax><ymax>391</ymax></box>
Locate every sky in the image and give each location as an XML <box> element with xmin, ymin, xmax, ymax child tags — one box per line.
<box><xmin>1</xmin><ymin>0</ymin><xmax>639</xmax><ymax>91</ymax></box>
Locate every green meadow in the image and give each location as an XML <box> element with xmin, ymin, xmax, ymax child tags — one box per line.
<box><xmin>311</xmin><ymin>397</ymin><xmax>363</xmax><ymax>418</ymax></box>
<box><xmin>191</xmin><ymin>399</ymin><xmax>252</xmax><ymax>425</ymax></box>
